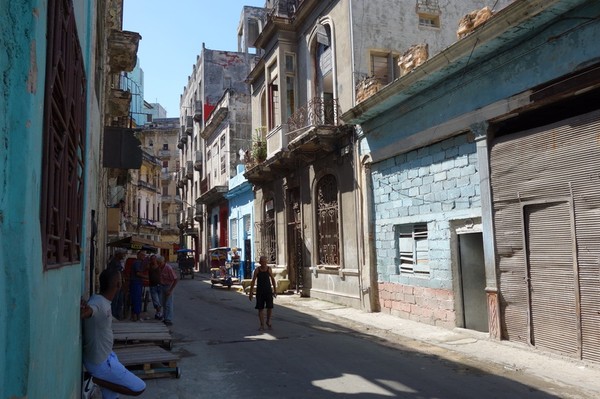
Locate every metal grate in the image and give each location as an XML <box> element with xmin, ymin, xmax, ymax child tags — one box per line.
<box><xmin>41</xmin><ymin>0</ymin><xmax>87</xmax><ymax>268</ymax></box>
<box><xmin>287</xmin><ymin>188</ymin><xmax>303</xmax><ymax>290</ymax></box>
<box><xmin>256</xmin><ymin>200</ymin><xmax>276</xmax><ymax>263</ymax></box>
<box><xmin>316</xmin><ymin>175</ymin><xmax>339</xmax><ymax>265</ymax></box>
<box><xmin>287</xmin><ymin>97</ymin><xmax>340</xmax><ymax>138</ymax></box>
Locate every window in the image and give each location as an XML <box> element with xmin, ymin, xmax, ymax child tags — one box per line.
<box><xmin>268</xmin><ymin>63</ymin><xmax>280</xmax><ymax>130</ymax></box>
<box><xmin>162</xmin><ymin>160</ymin><xmax>168</xmax><ymax>168</ymax></box>
<box><xmin>230</xmin><ymin>219</ymin><xmax>238</xmax><ymax>249</ymax></box>
<box><xmin>220</xmin><ymin>135</ymin><xmax>226</xmax><ymax>148</ymax></box>
<box><xmin>285</xmin><ymin>54</ymin><xmax>296</xmax><ymax>120</ymax></box>
<box><xmin>316</xmin><ymin>175</ymin><xmax>340</xmax><ymax>265</ymax></box>
<box><xmin>162</xmin><ymin>143</ymin><xmax>169</xmax><ymax>150</ymax></box>
<box><xmin>418</xmin><ymin>13</ymin><xmax>440</xmax><ymax>28</ymax></box>
<box><xmin>396</xmin><ymin>224</ymin><xmax>429</xmax><ymax>275</ymax></box>
<box><xmin>371</xmin><ymin>52</ymin><xmax>400</xmax><ymax>85</ymax></box>
<box><xmin>220</xmin><ymin>154</ymin><xmax>226</xmax><ymax>175</ymax></box>
<box><xmin>41</xmin><ymin>0</ymin><xmax>86</xmax><ymax>268</ymax></box>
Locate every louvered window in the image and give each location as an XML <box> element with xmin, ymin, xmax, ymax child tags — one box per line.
<box><xmin>396</xmin><ymin>224</ymin><xmax>429</xmax><ymax>275</ymax></box>
<box><xmin>41</xmin><ymin>0</ymin><xmax>87</xmax><ymax>269</ymax></box>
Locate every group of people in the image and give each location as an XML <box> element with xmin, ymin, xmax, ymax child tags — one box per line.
<box><xmin>107</xmin><ymin>249</ymin><xmax>178</xmax><ymax>325</ymax></box>
<box><xmin>80</xmin><ymin>249</ymin><xmax>180</xmax><ymax>398</ymax></box>
<box><xmin>130</xmin><ymin>250</ymin><xmax>178</xmax><ymax>325</ymax></box>
<box><xmin>80</xmin><ymin>251</ymin><xmax>277</xmax><ymax>398</ymax></box>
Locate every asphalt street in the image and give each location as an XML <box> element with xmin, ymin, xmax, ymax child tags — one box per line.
<box><xmin>120</xmin><ymin>275</ymin><xmax>596</xmax><ymax>399</ymax></box>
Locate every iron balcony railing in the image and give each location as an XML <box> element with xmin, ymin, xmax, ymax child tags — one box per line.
<box><xmin>287</xmin><ymin>97</ymin><xmax>340</xmax><ymax>142</ymax></box>
<box><xmin>137</xmin><ymin>179</ymin><xmax>157</xmax><ymax>192</ymax></box>
<box><xmin>267</xmin><ymin>0</ymin><xmax>303</xmax><ymax>18</ymax></box>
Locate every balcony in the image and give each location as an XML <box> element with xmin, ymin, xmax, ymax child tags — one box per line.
<box><xmin>142</xmin><ymin>151</ymin><xmax>161</xmax><ymax>166</ymax></box>
<box><xmin>244</xmin><ymin>97</ymin><xmax>350</xmax><ymax>186</ymax></box>
<box><xmin>193</xmin><ymin>101</ymin><xmax>203</xmax><ymax>123</ymax></box>
<box><xmin>186</xmin><ymin>161</ymin><xmax>194</xmax><ymax>179</ymax></box>
<box><xmin>185</xmin><ymin>116</ymin><xmax>193</xmax><ymax>135</ymax></box>
<box><xmin>137</xmin><ymin>179</ymin><xmax>158</xmax><ymax>192</ymax></box>
<box><xmin>287</xmin><ymin>97</ymin><xmax>340</xmax><ymax>140</ymax></box>
<box><xmin>107</xmin><ymin>89</ymin><xmax>132</xmax><ymax>118</ymax></box>
<box><xmin>267</xmin><ymin>0</ymin><xmax>305</xmax><ymax>19</ymax></box>
<box><xmin>194</xmin><ymin>150</ymin><xmax>203</xmax><ymax>171</ymax></box>
<box><xmin>107</xmin><ymin>30</ymin><xmax>141</xmax><ymax>72</ymax></box>
<box><xmin>158</xmin><ymin>149</ymin><xmax>172</xmax><ymax>158</ymax></box>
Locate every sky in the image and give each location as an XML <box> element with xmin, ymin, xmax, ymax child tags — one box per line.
<box><xmin>123</xmin><ymin>0</ymin><xmax>265</xmax><ymax>117</ymax></box>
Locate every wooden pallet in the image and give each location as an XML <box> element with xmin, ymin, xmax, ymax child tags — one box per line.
<box><xmin>112</xmin><ymin>321</ymin><xmax>173</xmax><ymax>349</ymax></box>
<box><xmin>114</xmin><ymin>345</ymin><xmax>181</xmax><ymax>379</ymax></box>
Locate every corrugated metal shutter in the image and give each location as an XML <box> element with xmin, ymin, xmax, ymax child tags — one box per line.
<box><xmin>525</xmin><ymin>201</ymin><xmax>579</xmax><ymax>357</ymax></box>
<box><xmin>491</xmin><ymin>109</ymin><xmax>600</xmax><ymax>361</ymax></box>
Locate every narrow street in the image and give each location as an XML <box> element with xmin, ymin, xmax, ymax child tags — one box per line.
<box><xmin>122</xmin><ymin>275</ymin><xmax>584</xmax><ymax>399</ymax></box>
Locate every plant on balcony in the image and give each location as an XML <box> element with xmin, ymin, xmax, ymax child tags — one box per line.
<box><xmin>252</xmin><ymin>129</ymin><xmax>267</xmax><ymax>162</ymax></box>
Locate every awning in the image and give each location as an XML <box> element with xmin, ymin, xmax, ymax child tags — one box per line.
<box><xmin>107</xmin><ymin>236</ymin><xmax>172</xmax><ymax>253</ymax></box>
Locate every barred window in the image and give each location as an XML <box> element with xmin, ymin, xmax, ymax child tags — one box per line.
<box><xmin>316</xmin><ymin>175</ymin><xmax>339</xmax><ymax>265</ymax></box>
<box><xmin>256</xmin><ymin>199</ymin><xmax>276</xmax><ymax>263</ymax></box>
<box><xmin>41</xmin><ymin>0</ymin><xmax>87</xmax><ymax>268</ymax></box>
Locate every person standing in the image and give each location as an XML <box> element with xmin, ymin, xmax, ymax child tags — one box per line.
<box><xmin>107</xmin><ymin>250</ymin><xmax>126</xmax><ymax>320</ymax></box>
<box><xmin>147</xmin><ymin>255</ymin><xmax>162</xmax><ymax>320</ymax></box>
<box><xmin>248</xmin><ymin>256</ymin><xmax>277</xmax><ymax>331</ymax></box>
<box><xmin>129</xmin><ymin>250</ymin><xmax>146</xmax><ymax>322</ymax></box>
<box><xmin>81</xmin><ymin>268</ymin><xmax>146</xmax><ymax>398</ymax></box>
<box><xmin>158</xmin><ymin>255</ymin><xmax>178</xmax><ymax>326</ymax></box>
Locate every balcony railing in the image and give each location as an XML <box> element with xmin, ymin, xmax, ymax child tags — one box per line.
<box><xmin>137</xmin><ymin>179</ymin><xmax>158</xmax><ymax>192</ymax></box>
<box><xmin>287</xmin><ymin>97</ymin><xmax>340</xmax><ymax>141</ymax></box>
<box><xmin>267</xmin><ymin>0</ymin><xmax>303</xmax><ymax>19</ymax></box>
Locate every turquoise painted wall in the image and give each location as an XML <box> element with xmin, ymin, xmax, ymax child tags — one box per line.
<box><xmin>363</xmin><ymin>1</ymin><xmax>600</xmax><ymax>156</ymax></box>
<box><xmin>227</xmin><ymin>165</ymin><xmax>255</xmax><ymax>277</ymax></box>
<box><xmin>360</xmin><ymin>0</ymin><xmax>600</xmax><ymax>290</ymax></box>
<box><xmin>0</xmin><ymin>1</ymin><xmax>99</xmax><ymax>397</ymax></box>
<box><xmin>371</xmin><ymin>134</ymin><xmax>480</xmax><ymax>289</ymax></box>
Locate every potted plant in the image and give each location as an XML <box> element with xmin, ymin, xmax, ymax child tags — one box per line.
<box><xmin>252</xmin><ymin>129</ymin><xmax>267</xmax><ymax>162</ymax></box>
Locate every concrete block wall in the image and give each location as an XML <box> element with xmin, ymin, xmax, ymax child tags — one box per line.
<box><xmin>371</xmin><ymin>133</ymin><xmax>480</xmax><ymax>326</ymax></box>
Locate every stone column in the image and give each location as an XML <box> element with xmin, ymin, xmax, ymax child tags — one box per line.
<box><xmin>472</xmin><ymin>121</ymin><xmax>501</xmax><ymax>340</ymax></box>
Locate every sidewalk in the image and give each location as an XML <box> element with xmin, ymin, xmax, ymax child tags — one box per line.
<box><xmin>275</xmin><ymin>294</ymin><xmax>600</xmax><ymax>398</ymax></box>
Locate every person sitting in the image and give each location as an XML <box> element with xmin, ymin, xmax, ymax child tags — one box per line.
<box><xmin>81</xmin><ymin>268</ymin><xmax>146</xmax><ymax>398</ymax></box>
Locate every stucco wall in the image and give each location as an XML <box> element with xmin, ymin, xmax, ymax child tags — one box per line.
<box><xmin>0</xmin><ymin>1</ymin><xmax>101</xmax><ymax>397</ymax></box>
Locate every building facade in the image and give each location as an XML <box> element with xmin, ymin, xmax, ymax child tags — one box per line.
<box><xmin>343</xmin><ymin>0</ymin><xmax>600</xmax><ymax>362</ymax></box>
<box><xmin>0</xmin><ymin>0</ymin><xmax>140</xmax><ymax>396</ymax></box>
<box><xmin>178</xmin><ymin>34</ymin><xmax>258</xmax><ymax>270</ymax></box>
<box><xmin>244</xmin><ymin>0</ymin><xmax>509</xmax><ymax>308</ymax></box>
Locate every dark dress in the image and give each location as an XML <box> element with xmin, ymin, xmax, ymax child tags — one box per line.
<box><xmin>255</xmin><ymin>268</ymin><xmax>274</xmax><ymax>310</ymax></box>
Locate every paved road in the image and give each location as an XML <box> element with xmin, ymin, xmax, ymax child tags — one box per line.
<box><xmin>123</xmin><ymin>275</ymin><xmax>580</xmax><ymax>399</ymax></box>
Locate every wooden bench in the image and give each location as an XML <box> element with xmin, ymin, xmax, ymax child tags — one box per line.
<box><xmin>114</xmin><ymin>345</ymin><xmax>181</xmax><ymax>379</ymax></box>
<box><xmin>112</xmin><ymin>321</ymin><xmax>173</xmax><ymax>350</ymax></box>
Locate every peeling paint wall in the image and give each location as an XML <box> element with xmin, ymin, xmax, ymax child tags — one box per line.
<box><xmin>0</xmin><ymin>1</ymin><xmax>103</xmax><ymax>397</ymax></box>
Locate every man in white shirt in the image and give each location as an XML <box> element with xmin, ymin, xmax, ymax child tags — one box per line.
<box><xmin>81</xmin><ymin>268</ymin><xmax>146</xmax><ymax>398</ymax></box>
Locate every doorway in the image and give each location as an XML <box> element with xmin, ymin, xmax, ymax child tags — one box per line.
<box><xmin>458</xmin><ymin>232</ymin><xmax>488</xmax><ymax>332</ymax></box>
